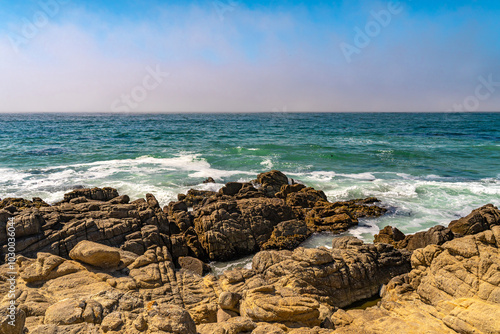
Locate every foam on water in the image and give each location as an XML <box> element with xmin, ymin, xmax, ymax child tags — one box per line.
<box><xmin>1</xmin><ymin>112</ymin><xmax>499</xmax><ymax>276</ymax></box>
<box><xmin>210</xmin><ymin>255</ymin><xmax>254</xmax><ymax>277</ymax></box>
<box><xmin>0</xmin><ymin>154</ymin><xmax>254</xmax><ymax>206</ymax></box>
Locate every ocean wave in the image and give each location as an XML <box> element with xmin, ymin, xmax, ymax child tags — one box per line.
<box><xmin>1</xmin><ymin>160</ymin><xmax>499</xmax><ymax>245</ymax></box>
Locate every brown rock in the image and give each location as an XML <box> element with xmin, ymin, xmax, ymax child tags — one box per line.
<box><xmin>448</xmin><ymin>204</ymin><xmax>500</xmax><ymax>236</ymax></box>
<box><xmin>220</xmin><ymin>182</ymin><xmax>244</xmax><ymax>196</ymax></box>
<box><xmin>178</xmin><ymin>256</ymin><xmax>209</xmax><ymax>276</ymax></box>
<box><xmin>147</xmin><ymin>304</ymin><xmax>197</xmax><ymax>334</ymax></box>
<box><xmin>44</xmin><ymin>299</ymin><xmax>85</xmax><ymax>325</ymax></box>
<box><xmin>218</xmin><ymin>291</ymin><xmax>242</xmax><ymax>313</ymax></box>
<box><xmin>240</xmin><ymin>286</ymin><xmax>321</xmax><ymax>327</ymax></box>
<box><xmin>255</xmin><ymin>170</ymin><xmax>290</xmax><ymax>197</ymax></box>
<box><xmin>69</xmin><ymin>241</ymin><xmax>121</xmax><ymax>268</ymax></box>
<box><xmin>63</xmin><ymin>187</ymin><xmax>119</xmax><ymax>202</ymax></box>
<box><xmin>374</xmin><ymin>226</ymin><xmax>406</xmax><ymax>245</ymax></box>
<box><xmin>0</xmin><ymin>306</ymin><xmax>26</xmax><ymax>334</ymax></box>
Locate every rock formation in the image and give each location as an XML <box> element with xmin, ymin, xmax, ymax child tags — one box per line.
<box><xmin>1</xmin><ymin>171</ymin><xmax>387</xmax><ymax>265</ymax></box>
<box><xmin>374</xmin><ymin>204</ymin><xmax>500</xmax><ymax>252</ymax></box>
<box><xmin>1</xmin><ymin>172</ymin><xmax>499</xmax><ymax>333</ymax></box>
<box><xmin>331</xmin><ymin>225</ymin><xmax>500</xmax><ymax>333</ymax></box>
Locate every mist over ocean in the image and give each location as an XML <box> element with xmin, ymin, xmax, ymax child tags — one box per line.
<box><xmin>1</xmin><ymin>112</ymin><xmax>499</xmax><ymax>247</ymax></box>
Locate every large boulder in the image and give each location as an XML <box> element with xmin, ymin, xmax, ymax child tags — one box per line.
<box><xmin>69</xmin><ymin>241</ymin><xmax>121</xmax><ymax>268</ymax></box>
<box><xmin>240</xmin><ymin>286</ymin><xmax>321</xmax><ymax>327</ymax></box>
<box><xmin>193</xmin><ymin>197</ymin><xmax>295</xmax><ymax>261</ymax></box>
<box><xmin>44</xmin><ymin>299</ymin><xmax>85</xmax><ymax>325</ymax></box>
<box><xmin>448</xmin><ymin>204</ymin><xmax>500</xmax><ymax>236</ymax></box>
<box><xmin>63</xmin><ymin>187</ymin><xmax>119</xmax><ymax>202</ymax></box>
<box><xmin>255</xmin><ymin>170</ymin><xmax>290</xmax><ymax>197</ymax></box>
<box><xmin>375</xmin><ymin>225</ymin><xmax>454</xmax><ymax>252</ymax></box>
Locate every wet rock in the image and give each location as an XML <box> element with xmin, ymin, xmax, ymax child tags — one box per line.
<box><xmin>261</xmin><ymin>219</ymin><xmax>308</xmax><ymax>250</ymax></box>
<box><xmin>448</xmin><ymin>204</ymin><xmax>500</xmax><ymax>236</ymax></box>
<box><xmin>203</xmin><ymin>177</ymin><xmax>216</xmax><ymax>184</ymax></box>
<box><xmin>255</xmin><ymin>170</ymin><xmax>290</xmax><ymax>197</ymax></box>
<box><xmin>63</xmin><ymin>187</ymin><xmax>119</xmax><ymax>203</ymax></box>
<box><xmin>220</xmin><ymin>182</ymin><xmax>244</xmax><ymax>196</ymax></box>
<box><xmin>375</xmin><ymin>225</ymin><xmax>454</xmax><ymax>252</ymax></box>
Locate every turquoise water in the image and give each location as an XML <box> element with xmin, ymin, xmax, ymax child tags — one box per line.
<box><xmin>1</xmin><ymin>113</ymin><xmax>499</xmax><ymax>244</ymax></box>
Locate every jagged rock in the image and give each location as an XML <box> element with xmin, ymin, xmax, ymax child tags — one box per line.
<box><xmin>193</xmin><ymin>197</ymin><xmax>295</xmax><ymax>261</ymax></box>
<box><xmin>254</xmin><ymin>170</ymin><xmax>290</xmax><ymax>197</ymax></box>
<box><xmin>374</xmin><ymin>226</ymin><xmax>406</xmax><ymax>245</ymax></box>
<box><xmin>63</xmin><ymin>187</ymin><xmax>119</xmax><ymax>202</ymax></box>
<box><xmin>374</xmin><ymin>204</ymin><xmax>500</xmax><ymax>253</ymax></box>
<box><xmin>261</xmin><ymin>219</ymin><xmax>308</xmax><ymax>250</ymax></box>
<box><xmin>0</xmin><ymin>197</ymin><xmax>49</xmax><ymax>211</ymax></box>
<box><xmin>331</xmin><ymin>226</ymin><xmax>500</xmax><ymax>334</ymax></box>
<box><xmin>221</xmin><ymin>237</ymin><xmax>411</xmax><ymax>311</ymax></box>
<box><xmin>179</xmin><ymin>189</ymin><xmax>217</xmax><ymax>208</ymax></box>
<box><xmin>375</xmin><ymin>225</ymin><xmax>454</xmax><ymax>252</ymax></box>
<box><xmin>448</xmin><ymin>204</ymin><xmax>500</xmax><ymax>236</ymax></box>
<box><xmin>0</xmin><ymin>173</ymin><xmax>394</xmax><ymax>333</ymax></box>
<box><xmin>203</xmin><ymin>177</ymin><xmax>215</xmax><ymax>184</ymax></box>
<box><xmin>69</xmin><ymin>241</ymin><xmax>121</xmax><ymax>268</ymax></box>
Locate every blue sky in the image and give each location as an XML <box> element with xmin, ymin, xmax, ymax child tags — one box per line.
<box><xmin>1</xmin><ymin>0</ymin><xmax>499</xmax><ymax>112</ymax></box>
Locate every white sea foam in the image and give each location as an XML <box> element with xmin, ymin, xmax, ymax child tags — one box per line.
<box><xmin>210</xmin><ymin>255</ymin><xmax>254</xmax><ymax>276</ymax></box>
<box><xmin>260</xmin><ymin>158</ymin><xmax>274</xmax><ymax>170</ymax></box>
<box><xmin>0</xmin><ymin>154</ymin><xmax>255</xmax><ymax>206</ymax></box>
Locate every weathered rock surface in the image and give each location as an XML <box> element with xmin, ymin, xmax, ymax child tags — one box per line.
<box><xmin>1</xmin><ymin>171</ymin><xmax>386</xmax><ymax>265</ymax></box>
<box><xmin>448</xmin><ymin>203</ymin><xmax>500</xmax><ymax>236</ymax></box>
<box><xmin>375</xmin><ymin>225</ymin><xmax>454</xmax><ymax>252</ymax></box>
<box><xmin>374</xmin><ymin>204</ymin><xmax>500</xmax><ymax>252</ymax></box>
<box><xmin>331</xmin><ymin>225</ymin><xmax>500</xmax><ymax>333</ymax></box>
<box><xmin>0</xmin><ymin>233</ymin><xmax>410</xmax><ymax>333</ymax></box>
<box><xmin>3</xmin><ymin>172</ymin><xmax>498</xmax><ymax>333</ymax></box>
<box><xmin>69</xmin><ymin>241</ymin><xmax>121</xmax><ymax>268</ymax></box>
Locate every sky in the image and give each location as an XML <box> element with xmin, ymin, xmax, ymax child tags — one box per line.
<box><xmin>1</xmin><ymin>0</ymin><xmax>500</xmax><ymax>112</ymax></box>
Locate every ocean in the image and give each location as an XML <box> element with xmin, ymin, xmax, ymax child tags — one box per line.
<box><xmin>1</xmin><ymin>113</ymin><xmax>499</xmax><ymax>259</ymax></box>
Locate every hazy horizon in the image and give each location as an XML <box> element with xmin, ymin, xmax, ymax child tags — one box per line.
<box><xmin>2</xmin><ymin>0</ymin><xmax>500</xmax><ymax>113</ymax></box>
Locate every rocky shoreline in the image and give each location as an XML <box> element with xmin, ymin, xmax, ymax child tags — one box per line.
<box><xmin>0</xmin><ymin>171</ymin><xmax>499</xmax><ymax>333</ymax></box>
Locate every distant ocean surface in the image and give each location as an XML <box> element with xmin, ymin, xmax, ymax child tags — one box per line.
<box><xmin>1</xmin><ymin>112</ymin><xmax>499</xmax><ymax>246</ymax></box>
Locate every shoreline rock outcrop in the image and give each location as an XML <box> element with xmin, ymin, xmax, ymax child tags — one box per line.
<box><xmin>1</xmin><ymin>170</ymin><xmax>387</xmax><ymax>265</ymax></box>
<box><xmin>374</xmin><ymin>204</ymin><xmax>500</xmax><ymax>252</ymax></box>
<box><xmin>332</xmin><ymin>224</ymin><xmax>500</xmax><ymax>333</ymax></box>
<box><xmin>1</xmin><ymin>172</ymin><xmax>499</xmax><ymax>333</ymax></box>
